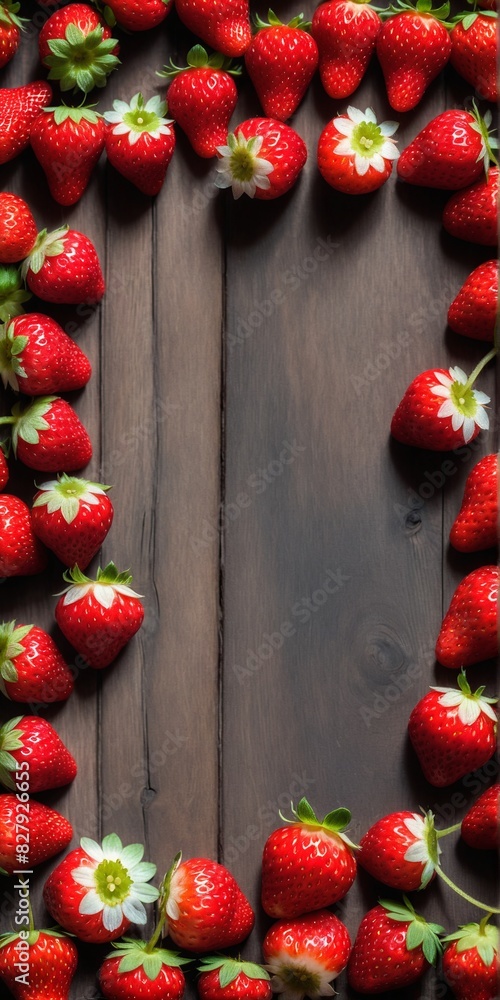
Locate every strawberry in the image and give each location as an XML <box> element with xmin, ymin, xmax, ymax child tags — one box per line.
<box><xmin>262</xmin><ymin>909</ymin><xmax>351</xmax><ymax>997</ymax></box>
<box><xmin>317</xmin><ymin>105</ymin><xmax>399</xmax><ymax>194</ymax></box>
<box><xmin>0</xmin><ymin>265</ymin><xmax>31</xmax><ymax>322</ymax></box>
<box><xmin>0</xmin><ymin>794</ymin><xmax>73</xmax><ymax>875</ymax></box>
<box><xmin>104</xmin><ymin>0</ymin><xmax>173</xmax><ymax>31</ymax></box>
<box><xmin>442</xmin><ymin>918</ymin><xmax>499</xmax><ymax>1000</ymax></box>
<box><xmin>197</xmin><ymin>957</ymin><xmax>272</xmax><ymax>1000</ymax></box>
<box><xmin>0</xmin><ymin>927</ymin><xmax>78</xmax><ymax>999</ymax></box>
<box><xmin>162</xmin><ymin>853</ymin><xmax>254</xmax><ymax>952</ymax></box>
<box><xmin>390</xmin><ymin>363</ymin><xmax>492</xmax><ymax>450</ymax></box>
<box><xmin>260</xmin><ymin>797</ymin><xmax>357</xmax><ymax>918</ymax></box>
<box><xmin>215</xmin><ymin>118</ymin><xmax>307</xmax><ymax>199</ymax></box>
<box><xmin>0</xmin><ymin>495</ymin><xmax>48</xmax><ymax>578</ymax></box>
<box><xmin>158</xmin><ymin>45</ymin><xmax>240</xmax><ymax>159</ymax></box>
<box><xmin>0</xmin><ymin>715</ymin><xmax>77</xmax><ymax>792</ymax></box>
<box><xmin>175</xmin><ymin>0</ymin><xmax>252</xmax><ymax>57</ymax></box>
<box><xmin>347</xmin><ymin>897</ymin><xmax>443</xmax><ymax>993</ymax></box>
<box><xmin>358</xmin><ymin>809</ymin><xmax>442</xmax><ymax>890</ymax></box>
<box><xmin>0</xmin><ymin>396</ymin><xmax>93</xmax><ymax>473</ymax></box>
<box><xmin>99</xmin><ymin>941</ymin><xmax>188</xmax><ymax>999</ymax></box>
<box><xmin>450</xmin><ymin>10</ymin><xmax>498</xmax><ymax>103</ymax></box>
<box><xmin>450</xmin><ymin>454</ymin><xmax>498</xmax><ymax>552</ymax></box>
<box><xmin>0</xmin><ymin>313</ymin><xmax>92</xmax><ymax>395</ymax></box>
<box><xmin>311</xmin><ymin>0</ymin><xmax>382</xmax><ymax>100</ymax></box>
<box><xmin>103</xmin><ymin>93</ymin><xmax>175</xmax><ymax>196</ymax></box>
<box><xmin>0</xmin><ymin>620</ymin><xmax>74</xmax><ymax>703</ymax></box>
<box><xmin>0</xmin><ymin>442</ymin><xmax>8</xmax><ymax>490</ymax></box>
<box><xmin>461</xmin><ymin>784</ymin><xmax>500</xmax><ymax>850</ymax></box>
<box><xmin>0</xmin><ymin>80</ymin><xmax>53</xmax><ymax>165</ymax></box>
<box><xmin>376</xmin><ymin>0</ymin><xmax>452</xmax><ymax>112</ymax></box>
<box><xmin>0</xmin><ymin>193</ymin><xmax>37</xmax><ymax>264</ymax></box>
<box><xmin>436</xmin><ymin>565</ymin><xmax>499</xmax><ymax>668</ymax></box>
<box><xmin>21</xmin><ymin>225</ymin><xmax>105</xmax><ymax>304</ymax></box>
<box><xmin>30</xmin><ymin>105</ymin><xmax>106</xmax><ymax>206</ymax></box>
<box><xmin>0</xmin><ymin>2</ymin><xmax>27</xmax><ymax>69</ymax></box>
<box><xmin>39</xmin><ymin>2</ymin><xmax>120</xmax><ymax>94</ymax></box>
<box><xmin>408</xmin><ymin>670</ymin><xmax>498</xmax><ymax>787</ymax></box>
<box><xmin>397</xmin><ymin>106</ymin><xmax>498</xmax><ymax>190</ymax></box>
<box><xmin>442</xmin><ymin>166</ymin><xmax>499</xmax><ymax>245</ymax></box>
<box><xmin>244</xmin><ymin>11</ymin><xmax>319</xmax><ymax>121</ymax></box>
<box><xmin>43</xmin><ymin>832</ymin><xmax>159</xmax><ymax>943</ymax></box>
<box><xmin>31</xmin><ymin>474</ymin><xmax>113</xmax><ymax>569</ymax></box>
<box><xmin>448</xmin><ymin>259</ymin><xmax>498</xmax><ymax>342</ymax></box>
<box><xmin>55</xmin><ymin>562</ymin><xmax>144</xmax><ymax>668</ymax></box>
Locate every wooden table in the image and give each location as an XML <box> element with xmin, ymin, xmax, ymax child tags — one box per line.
<box><xmin>1</xmin><ymin>2</ymin><xmax>498</xmax><ymax>997</ymax></box>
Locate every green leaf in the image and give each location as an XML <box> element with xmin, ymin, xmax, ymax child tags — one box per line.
<box><xmin>187</xmin><ymin>44</ymin><xmax>209</xmax><ymax>67</ymax></box>
<box><xmin>1</xmin><ymin>662</ymin><xmax>18</xmax><ymax>683</ymax></box>
<box><xmin>322</xmin><ymin>807</ymin><xmax>351</xmax><ymax>832</ymax></box>
<box><xmin>295</xmin><ymin>797</ymin><xmax>318</xmax><ymax>824</ymax></box>
<box><xmin>143</xmin><ymin>953</ymin><xmax>163</xmax><ymax>981</ymax></box>
<box><xmin>65</xmin><ymin>22</ymin><xmax>87</xmax><ymax>45</ymax></box>
<box><xmin>117</xmin><ymin>952</ymin><xmax>145</xmax><ymax>973</ymax></box>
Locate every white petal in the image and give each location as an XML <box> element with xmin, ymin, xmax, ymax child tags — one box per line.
<box><xmin>103</xmin><ymin>110</ymin><xmax>123</xmax><ymax>124</ymax></box>
<box><xmin>371</xmin><ymin>152</ymin><xmax>385</xmax><ymax>173</ymax></box>
<box><xmin>253</xmin><ymin>156</ymin><xmax>274</xmax><ymax>176</ymax></box>
<box><xmin>380</xmin><ymin>141</ymin><xmax>399</xmax><ymax>160</ymax></box>
<box><xmin>112</xmin><ymin>122</ymin><xmax>132</xmax><ymax>136</ymax></box>
<box><xmin>93</xmin><ymin>584</ymin><xmax>115</xmax><ymax>609</ymax></box>
<box><xmin>166</xmin><ymin>896</ymin><xmax>181</xmax><ymax>920</ymax></box>
<box><xmin>111</xmin><ymin>99</ymin><xmax>130</xmax><ymax>115</ymax></box>
<box><xmin>335</xmin><ymin>138</ymin><xmax>353</xmax><ymax>156</ymax></box>
<box><xmin>333</xmin><ymin>118</ymin><xmax>355</xmax><ymax>137</ymax></box>
<box><xmin>474</xmin><ymin>407</ymin><xmax>490</xmax><ymax>431</ymax></box>
<box><xmin>404</xmin><ymin>842</ymin><xmax>429</xmax><ymax>862</ymax></box>
<box><xmin>451</xmin><ymin>410</ymin><xmax>464</xmax><ymax>432</ymax></box>
<box><xmin>354</xmin><ymin>153</ymin><xmax>370</xmax><ymax>175</ymax></box>
<box><xmin>473</xmin><ymin>391</ymin><xmax>491</xmax><ymax>405</ymax></box>
<box><xmin>128</xmin><ymin>862</ymin><xmax>156</xmax><ymax>882</ymax></box>
<box><xmin>62</xmin><ymin>583</ymin><xmax>93</xmax><ymax>606</ymax></box>
<box><xmin>79</xmin><ymin>890</ymin><xmax>104</xmax><ymax>915</ymax></box>
<box><xmin>380</xmin><ymin>121</ymin><xmax>399</xmax><ymax>136</ymax></box>
<box><xmin>129</xmin><ymin>93</ymin><xmax>140</xmax><ymax>110</ymax></box>
<box><xmin>80</xmin><ymin>838</ymin><xmax>104</xmax><ymax>862</ymax></box>
<box><xmin>347</xmin><ymin>106</ymin><xmax>367</xmax><ymax>124</ymax></box>
<box><xmin>71</xmin><ymin>865</ymin><xmax>97</xmax><ymax>888</ymax></box>
<box><xmin>128</xmin><ymin>130</ymin><xmax>142</xmax><ymax>146</ymax></box>
<box><xmin>122</xmin><ymin>896</ymin><xmax>147</xmax><ymax>924</ymax></box>
<box><xmin>102</xmin><ymin>904</ymin><xmax>125</xmax><ymax>932</ymax></box>
<box><xmin>462</xmin><ymin>416</ymin><xmax>476</xmax><ymax>443</ymax></box>
<box><xmin>404</xmin><ymin>814</ymin><xmax>425</xmax><ymax>837</ymax></box>
<box><xmin>437</xmin><ymin>400</ymin><xmax>456</xmax><ymax>418</ymax></box>
<box><xmin>449</xmin><ymin>366</ymin><xmax>467</xmax><ymax>382</ymax></box>
<box><xmin>457</xmin><ymin>700</ymin><xmax>481</xmax><ymax>725</ymax></box>
<box><xmin>434</xmin><ymin>371</ymin><xmax>453</xmax><ymax>387</ymax></box>
<box><xmin>119</xmin><ymin>843</ymin><xmax>144</xmax><ymax>869</ymax></box>
<box><xmin>254</xmin><ymin>175</ymin><xmax>271</xmax><ymax>191</ymax></box>
<box><xmin>363</xmin><ymin>107</ymin><xmax>376</xmax><ymax>122</ymax></box>
<box><xmin>432</xmin><ymin>386</ymin><xmax>452</xmax><ymax>398</ymax></box>
<box><xmin>144</xmin><ymin>95</ymin><xmax>164</xmax><ymax>114</ymax></box>
<box><xmin>214</xmin><ymin>172</ymin><xmax>232</xmax><ymax>190</ymax></box>
<box><xmin>478</xmin><ymin>699</ymin><xmax>497</xmax><ymax>722</ymax></box>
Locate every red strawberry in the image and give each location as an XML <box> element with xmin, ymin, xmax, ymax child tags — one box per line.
<box><xmin>262</xmin><ymin>909</ymin><xmax>351</xmax><ymax>997</ymax></box>
<box><xmin>0</xmin><ymin>193</ymin><xmax>37</xmax><ymax>264</ymax></box>
<box><xmin>442</xmin><ymin>166</ymin><xmax>499</xmax><ymax>245</ymax></box>
<box><xmin>197</xmin><ymin>957</ymin><xmax>272</xmax><ymax>1000</ymax></box>
<box><xmin>450</xmin><ymin>10</ymin><xmax>498</xmax><ymax>103</ymax></box>
<box><xmin>215</xmin><ymin>117</ymin><xmax>307</xmax><ymax>199</ymax></box>
<box><xmin>162</xmin><ymin>853</ymin><xmax>254</xmax><ymax>952</ymax></box>
<box><xmin>461</xmin><ymin>784</ymin><xmax>500</xmax><ymax>850</ymax></box>
<box><xmin>0</xmin><ymin>620</ymin><xmax>74</xmax><ymax>703</ymax></box>
<box><xmin>0</xmin><ymin>2</ymin><xmax>26</xmax><ymax>69</ymax></box>
<box><xmin>442</xmin><ymin>919</ymin><xmax>499</xmax><ymax>1000</ymax></box>
<box><xmin>358</xmin><ymin>809</ymin><xmax>442</xmax><ymax>890</ymax></box>
<box><xmin>0</xmin><ymin>396</ymin><xmax>93</xmax><ymax>473</ymax></box>
<box><xmin>175</xmin><ymin>0</ymin><xmax>251</xmax><ymax>57</ymax></box>
<box><xmin>0</xmin><ymin>265</ymin><xmax>31</xmax><ymax>322</ymax></box>
<box><xmin>376</xmin><ymin>0</ymin><xmax>452</xmax><ymax>112</ymax></box>
<box><xmin>0</xmin><ymin>443</ymin><xmax>8</xmax><ymax>490</ymax></box>
<box><xmin>39</xmin><ymin>2</ymin><xmax>120</xmax><ymax>94</ymax></box>
<box><xmin>158</xmin><ymin>45</ymin><xmax>240</xmax><ymax>159</ymax></box>
<box><xmin>408</xmin><ymin>670</ymin><xmax>498</xmax><ymax>787</ymax></box>
<box><xmin>436</xmin><ymin>565</ymin><xmax>499</xmax><ymax>668</ymax></box>
<box><xmin>0</xmin><ymin>313</ymin><xmax>92</xmax><ymax>395</ymax></box>
<box><xmin>0</xmin><ymin>715</ymin><xmax>77</xmax><ymax>792</ymax></box>
<box><xmin>44</xmin><ymin>832</ymin><xmax>159</xmax><ymax>943</ymax></box>
<box><xmin>0</xmin><ymin>794</ymin><xmax>73</xmax><ymax>875</ymax></box>
<box><xmin>450</xmin><ymin>454</ymin><xmax>498</xmax><ymax>552</ymax></box>
<box><xmin>104</xmin><ymin>93</ymin><xmax>175</xmax><ymax>196</ymax></box>
<box><xmin>390</xmin><ymin>364</ymin><xmax>491</xmax><ymax>450</ymax></box>
<box><xmin>0</xmin><ymin>495</ymin><xmax>48</xmax><ymax>578</ymax></box>
<box><xmin>311</xmin><ymin>0</ymin><xmax>382</xmax><ymax>99</ymax></box>
<box><xmin>55</xmin><ymin>562</ymin><xmax>144</xmax><ymax>668</ymax></box>
<box><xmin>448</xmin><ymin>259</ymin><xmax>498</xmax><ymax>342</ymax></box>
<box><xmin>0</xmin><ymin>927</ymin><xmax>78</xmax><ymax>999</ymax></box>
<box><xmin>104</xmin><ymin>0</ymin><xmax>173</xmax><ymax>30</ymax></box>
<box><xmin>347</xmin><ymin>897</ymin><xmax>443</xmax><ymax>993</ymax></box>
<box><xmin>244</xmin><ymin>11</ymin><xmax>319</xmax><ymax>121</ymax></box>
<box><xmin>397</xmin><ymin>106</ymin><xmax>497</xmax><ymax>190</ymax></box>
<box><xmin>261</xmin><ymin>797</ymin><xmax>357</xmax><ymax>918</ymax></box>
<box><xmin>21</xmin><ymin>225</ymin><xmax>105</xmax><ymax>304</ymax></box>
<box><xmin>317</xmin><ymin>105</ymin><xmax>399</xmax><ymax>194</ymax></box>
<box><xmin>30</xmin><ymin>105</ymin><xmax>106</xmax><ymax>206</ymax></box>
<box><xmin>31</xmin><ymin>474</ymin><xmax>113</xmax><ymax>569</ymax></box>
<box><xmin>99</xmin><ymin>938</ymin><xmax>188</xmax><ymax>999</ymax></box>
<box><xmin>0</xmin><ymin>80</ymin><xmax>53</xmax><ymax>165</ymax></box>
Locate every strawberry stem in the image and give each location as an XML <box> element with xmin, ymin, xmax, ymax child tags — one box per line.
<box><xmin>436</xmin><ymin>866</ymin><xmax>500</xmax><ymax>914</ymax></box>
<box><xmin>463</xmin><ymin>347</ymin><xmax>498</xmax><ymax>391</ymax></box>
<box><xmin>436</xmin><ymin>822</ymin><xmax>461</xmax><ymax>838</ymax></box>
<box><xmin>0</xmin><ymin>416</ymin><xmax>15</xmax><ymax>426</ymax></box>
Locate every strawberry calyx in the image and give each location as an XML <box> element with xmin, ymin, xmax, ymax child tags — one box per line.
<box><xmin>380</xmin><ymin>897</ymin><xmax>444</xmax><ymax>964</ymax></box>
<box><xmin>380</xmin><ymin>0</ymin><xmax>454</xmax><ymax>24</ymax></box>
<box><xmin>280</xmin><ymin>796</ymin><xmax>359</xmax><ymax>850</ymax></box>
<box><xmin>429</xmin><ymin>356</ymin><xmax>495</xmax><ymax>444</ymax></box>
<box><xmin>0</xmin><ymin>715</ymin><xmax>24</xmax><ymax>790</ymax></box>
<box><xmin>215</xmin><ymin>131</ymin><xmax>275</xmax><ymax>199</ymax></box>
<box><xmin>57</xmin><ymin>562</ymin><xmax>143</xmax><ymax>607</ymax></box>
<box><xmin>431</xmin><ymin>667</ymin><xmax>498</xmax><ymax>726</ymax></box>
<box><xmin>158</xmin><ymin>851</ymin><xmax>182</xmax><ymax>920</ymax></box>
<box><xmin>0</xmin><ymin>396</ymin><xmax>56</xmax><ymax>456</ymax></box>
<box><xmin>0</xmin><ymin>621</ymin><xmax>32</xmax><ymax>692</ymax></box>
<box><xmin>33</xmin><ymin>474</ymin><xmax>111</xmax><ymax>525</ymax></box>
<box><xmin>0</xmin><ymin>1</ymin><xmax>28</xmax><ymax>30</ymax></box>
<box><xmin>450</xmin><ymin>6</ymin><xmax>497</xmax><ymax>25</ymax></box>
<box><xmin>442</xmin><ymin>914</ymin><xmax>499</xmax><ymax>965</ymax></box>
<box><xmin>158</xmin><ymin>44</ymin><xmax>242</xmax><ymax>78</ymax></box>
<box><xmin>103</xmin><ymin>93</ymin><xmax>173</xmax><ymax>143</ymax></box>
<box><xmin>43</xmin><ymin>23</ymin><xmax>120</xmax><ymax>94</ymax></box>
<box><xmin>0</xmin><ymin>319</ymin><xmax>29</xmax><ymax>391</ymax></box>
<box><xmin>254</xmin><ymin>9</ymin><xmax>312</xmax><ymax>32</ymax></box>
<box><xmin>467</xmin><ymin>102</ymin><xmax>499</xmax><ymax>173</ymax></box>
<box><xmin>104</xmin><ymin>937</ymin><xmax>190</xmax><ymax>980</ymax></box>
<box><xmin>0</xmin><ymin>266</ymin><xmax>31</xmax><ymax>323</ymax></box>
<box><xmin>198</xmin><ymin>956</ymin><xmax>271</xmax><ymax>987</ymax></box>
<box><xmin>41</xmin><ymin>103</ymin><xmax>103</xmax><ymax>126</ymax></box>
<box><xmin>21</xmin><ymin>227</ymin><xmax>69</xmax><ymax>280</ymax></box>
<box><xmin>331</xmin><ymin>106</ymin><xmax>399</xmax><ymax>175</ymax></box>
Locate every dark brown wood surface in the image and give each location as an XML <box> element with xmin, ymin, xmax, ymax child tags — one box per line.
<box><xmin>0</xmin><ymin>2</ymin><xmax>498</xmax><ymax>998</ymax></box>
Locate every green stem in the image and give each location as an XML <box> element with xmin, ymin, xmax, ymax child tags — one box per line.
<box><xmin>0</xmin><ymin>417</ymin><xmax>15</xmax><ymax>426</ymax></box>
<box><xmin>479</xmin><ymin>912</ymin><xmax>493</xmax><ymax>933</ymax></box>
<box><xmin>436</xmin><ymin>866</ymin><xmax>500</xmax><ymax>914</ymax></box>
<box><xmin>436</xmin><ymin>822</ymin><xmax>461</xmax><ymax>838</ymax></box>
<box><xmin>463</xmin><ymin>347</ymin><xmax>498</xmax><ymax>391</ymax></box>
<box><xmin>144</xmin><ymin>908</ymin><xmax>165</xmax><ymax>954</ymax></box>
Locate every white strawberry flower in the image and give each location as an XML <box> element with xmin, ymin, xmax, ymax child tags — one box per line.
<box><xmin>402</xmin><ymin>812</ymin><xmax>441</xmax><ymax>887</ymax></box>
<box><xmin>215</xmin><ymin>131</ymin><xmax>274</xmax><ymax>199</ymax></box>
<box><xmin>430</xmin><ymin>366</ymin><xmax>490</xmax><ymax>444</ymax></box>
<box><xmin>104</xmin><ymin>92</ymin><xmax>173</xmax><ymax>145</ymax></box>
<box><xmin>72</xmin><ymin>833</ymin><xmax>159</xmax><ymax>932</ymax></box>
<box><xmin>266</xmin><ymin>952</ymin><xmax>337</xmax><ymax>999</ymax></box>
<box><xmin>333</xmin><ymin>106</ymin><xmax>399</xmax><ymax>175</ymax></box>
<box><xmin>432</xmin><ymin>684</ymin><xmax>497</xmax><ymax>725</ymax></box>
<box><xmin>33</xmin><ymin>474</ymin><xmax>108</xmax><ymax>524</ymax></box>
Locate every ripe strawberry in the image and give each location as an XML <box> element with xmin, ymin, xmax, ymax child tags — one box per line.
<box><xmin>0</xmin><ymin>620</ymin><xmax>74</xmax><ymax>703</ymax></box>
<box><xmin>442</xmin><ymin>918</ymin><xmax>499</xmax><ymax>1000</ymax></box>
<box><xmin>0</xmin><ymin>313</ymin><xmax>92</xmax><ymax>395</ymax></box>
<box><xmin>215</xmin><ymin>118</ymin><xmax>307</xmax><ymax>199</ymax></box>
<box><xmin>0</xmin><ymin>442</ymin><xmax>8</xmax><ymax>490</ymax></box>
<box><xmin>162</xmin><ymin>853</ymin><xmax>254</xmax><ymax>952</ymax></box>
<box><xmin>311</xmin><ymin>0</ymin><xmax>382</xmax><ymax>99</ymax></box>
<box><xmin>442</xmin><ymin>166</ymin><xmax>498</xmax><ymax>245</ymax></box>
<box><xmin>55</xmin><ymin>562</ymin><xmax>144</xmax><ymax>668</ymax></box>
<box><xmin>317</xmin><ymin>105</ymin><xmax>399</xmax><ymax>194</ymax></box>
<box><xmin>175</xmin><ymin>0</ymin><xmax>251</xmax><ymax>57</ymax></box>
<box><xmin>0</xmin><ymin>396</ymin><xmax>93</xmax><ymax>473</ymax></box>
<box><xmin>99</xmin><ymin>940</ymin><xmax>188</xmax><ymax>999</ymax></box>
<box><xmin>450</xmin><ymin>10</ymin><xmax>498</xmax><ymax>103</ymax></box>
<box><xmin>390</xmin><ymin>364</ymin><xmax>491</xmax><ymax>450</ymax></box>
<box><xmin>197</xmin><ymin>957</ymin><xmax>272</xmax><ymax>1000</ymax></box>
<box><xmin>448</xmin><ymin>259</ymin><xmax>498</xmax><ymax>342</ymax></box>
<box><xmin>21</xmin><ymin>225</ymin><xmax>105</xmax><ymax>303</ymax></box>
<box><xmin>30</xmin><ymin>105</ymin><xmax>106</xmax><ymax>206</ymax></box>
<box><xmin>0</xmin><ymin>927</ymin><xmax>78</xmax><ymax>999</ymax></box>
<box><xmin>376</xmin><ymin>0</ymin><xmax>452</xmax><ymax>112</ymax></box>
<box><xmin>0</xmin><ymin>265</ymin><xmax>31</xmax><ymax>322</ymax></box>
<box><xmin>358</xmin><ymin>809</ymin><xmax>442</xmax><ymax>890</ymax></box>
<box><xmin>397</xmin><ymin>106</ymin><xmax>498</xmax><ymax>190</ymax></box>
<box><xmin>0</xmin><ymin>495</ymin><xmax>48</xmax><ymax>577</ymax></box>
<box><xmin>158</xmin><ymin>45</ymin><xmax>240</xmax><ymax>159</ymax></box>
<box><xmin>0</xmin><ymin>80</ymin><xmax>53</xmax><ymax>165</ymax></box>
<box><xmin>0</xmin><ymin>2</ymin><xmax>26</xmax><ymax>69</ymax></box>
<box><xmin>261</xmin><ymin>797</ymin><xmax>357</xmax><ymax>918</ymax></box>
<box><xmin>0</xmin><ymin>794</ymin><xmax>73</xmax><ymax>875</ymax></box>
<box><xmin>0</xmin><ymin>715</ymin><xmax>77</xmax><ymax>792</ymax></box>
<box><xmin>436</xmin><ymin>565</ymin><xmax>498</xmax><ymax>668</ymax></box>
<box><xmin>244</xmin><ymin>11</ymin><xmax>319</xmax><ymax>121</ymax></box>
<box><xmin>263</xmin><ymin>909</ymin><xmax>351</xmax><ymax>997</ymax></box>
<box><xmin>450</xmin><ymin>454</ymin><xmax>498</xmax><ymax>552</ymax></box>
<box><xmin>104</xmin><ymin>93</ymin><xmax>175</xmax><ymax>196</ymax></box>
<box><xmin>0</xmin><ymin>193</ymin><xmax>37</xmax><ymax>264</ymax></box>
<box><xmin>408</xmin><ymin>670</ymin><xmax>498</xmax><ymax>787</ymax></box>
<box><xmin>31</xmin><ymin>474</ymin><xmax>113</xmax><ymax>569</ymax></box>
<box><xmin>104</xmin><ymin>0</ymin><xmax>173</xmax><ymax>31</ymax></box>
<box><xmin>347</xmin><ymin>897</ymin><xmax>443</xmax><ymax>993</ymax></box>
<box><xmin>461</xmin><ymin>784</ymin><xmax>500</xmax><ymax>850</ymax></box>
<box><xmin>39</xmin><ymin>2</ymin><xmax>120</xmax><ymax>94</ymax></box>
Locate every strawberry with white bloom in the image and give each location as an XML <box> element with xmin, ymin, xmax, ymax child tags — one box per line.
<box><xmin>317</xmin><ymin>105</ymin><xmax>399</xmax><ymax>194</ymax></box>
<box><xmin>359</xmin><ymin>810</ymin><xmax>448</xmax><ymax>890</ymax></box>
<box><xmin>31</xmin><ymin>474</ymin><xmax>114</xmax><ymax>570</ymax></box>
<box><xmin>215</xmin><ymin>117</ymin><xmax>307</xmax><ymax>200</ymax></box>
<box><xmin>104</xmin><ymin>92</ymin><xmax>175</xmax><ymax>196</ymax></box>
<box><xmin>262</xmin><ymin>909</ymin><xmax>351</xmax><ymax>999</ymax></box>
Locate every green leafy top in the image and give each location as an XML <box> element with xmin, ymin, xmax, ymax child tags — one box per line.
<box><xmin>0</xmin><ymin>319</ymin><xmax>28</xmax><ymax>391</ymax></box>
<box><xmin>0</xmin><ymin>621</ymin><xmax>32</xmax><ymax>692</ymax></box>
<box><xmin>21</xmin><ymin>227</ymin><xmax>68</xmax><ymax>280</ymax></box>
<box><xmin>158</xmin><ymin>44</ymin><xmax>242</xmax><ymax>79</ymax></box>
<box><xmin>33</xmin><ymin>474</ymin><xmax>111</xmax><ymax>525</ymax></box>
<box><xmin>198</xmin><ymin>956</ymin><xmax>270</xmax><ymax>987</ymax></box>
<box><xmin>6</xmin><ymin>396</ymin><xmax>55</xmax><ymax>456</ymax></box>
<box><xmin>62</xmin><ymin>561</ymin><xmax>133</xmax><ymax>589</ymax></box>
<box><xmin>43</xmin><ymin>23</ymin><xmax>120</xmax><ymax>94</ymax></box>
<box><xmin>0</xmin><ymin>265</ymin><xmax>31</xmax><ymax>323</ymax></box>
<box><xmin>467</xmin><ymin>102</ymin><xmax>498</xmax><ymax>174</ymax></box>
<box><xmin>380</xmin><ymin>0</ymin><xmax>453</xmax><ymax>24</ymax></box>
<box><xmin>42</xmin><ymin>104</ymin><xmax>103</xmax><ymax>126</ymax></box>
<box><xmin>0</xmin><ymin>716</ymin><xmax>25</xmax><ymax>790</ymax></box>
<box><xmin>0</xmin><ymin>2</ymin><xmax>28</xmax><ymax>31</ymax></box>
<box><xmin>452</xmin><ymin>4</ymin><xmax>497</xmax><ymax>27</ymax></box>
<box><xmin>280</xmin><ymin>797</ymin><xmax>358</xmax><ymax>849</ymax></box>
<box><xmin>254</xmin><ymin>9</ymin><xmax>312</xmax><ymax>31</ymax></box>
<box><xmin>0</xmin><ymin>927</ymin><xmax>70</xmax><ymax>949</ymax></box>
<box><xmin>104</xmin><ymin>938</ymin><xmax>190</xmax><ymax>981</ymax></box>
<box><xmin>381</xmin><ymin>897</ymin><xmax>444</xmax><ymax>965</ymax></box>
<box><xmin>443</xmin><ymin>917</ymin><xmax>498</xmax><ymax>967</ymax></box>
